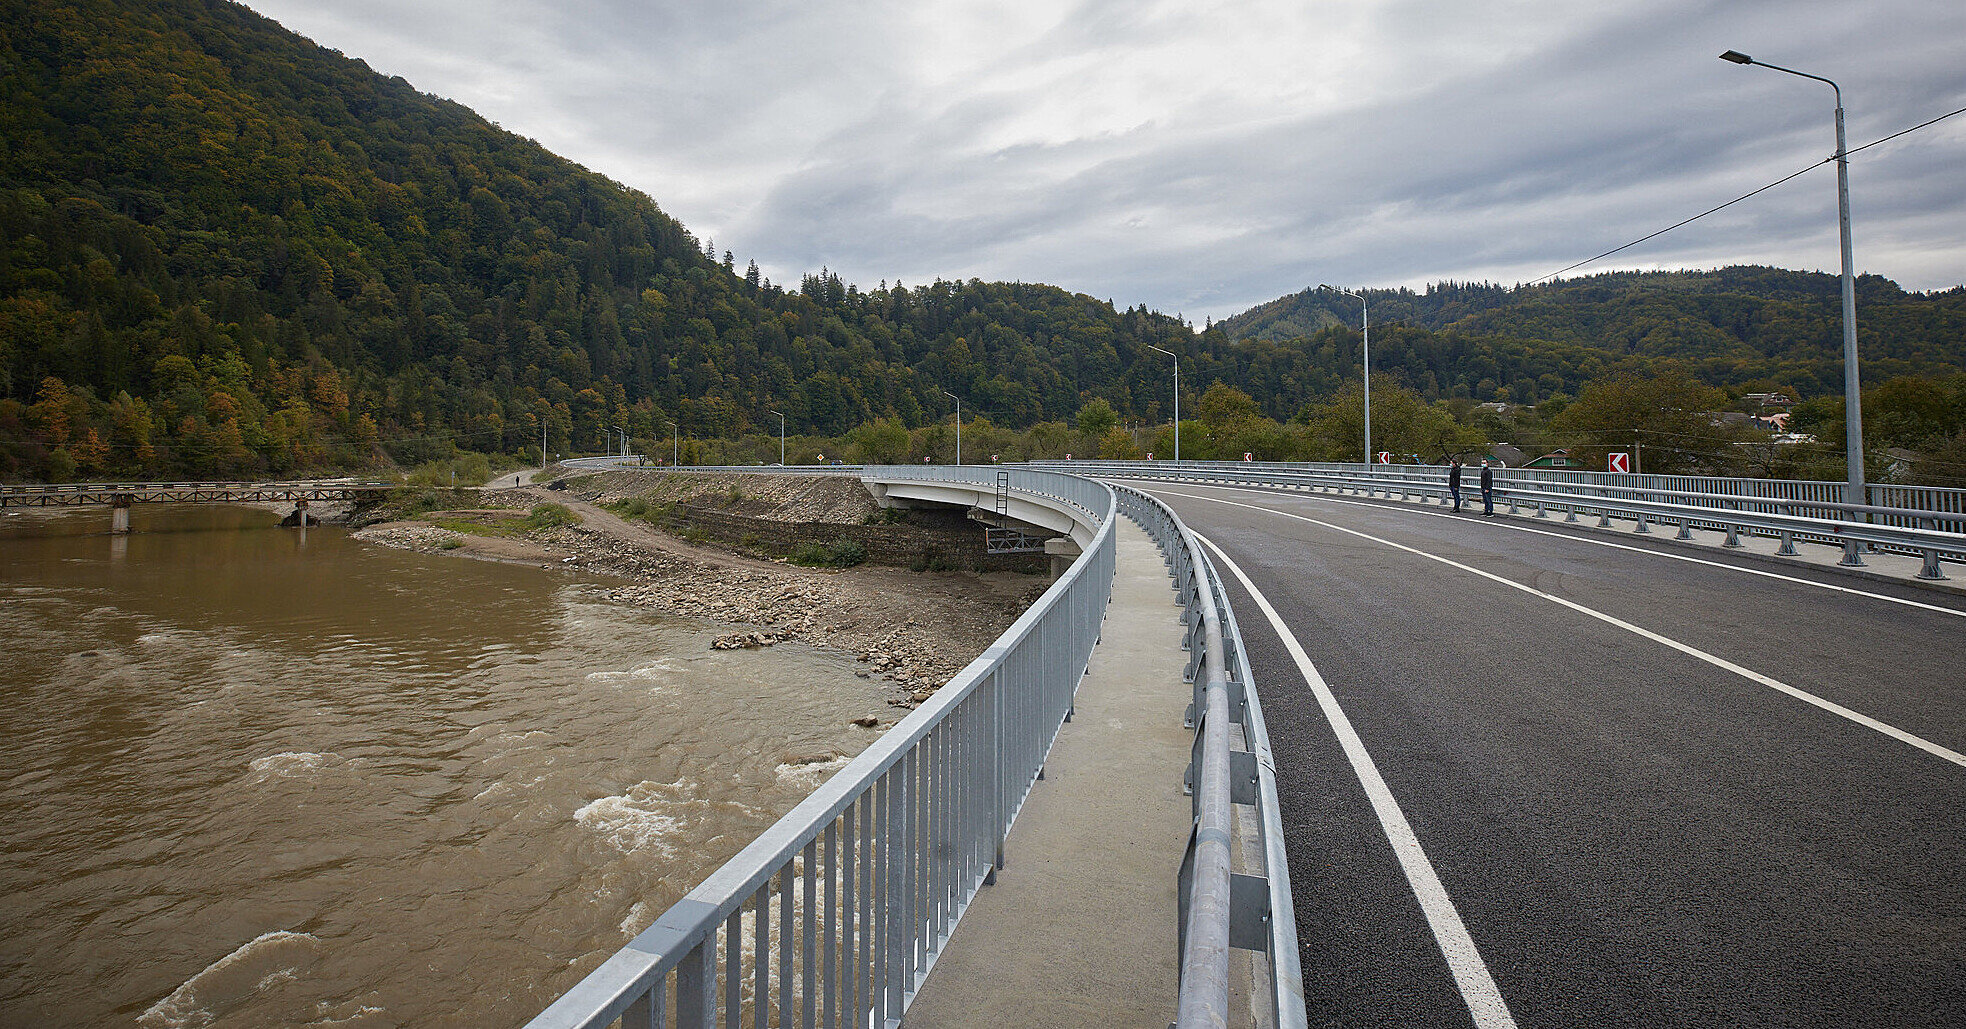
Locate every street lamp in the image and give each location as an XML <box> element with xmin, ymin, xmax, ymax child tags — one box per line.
<box><xmin>665</xmin><ymin>420</ymin><xmax>678</xmax><ymax>468</ymax></box>
<box><xmin>770</xmin><ymin>410</ymin><xmax>785</xmax><ymax>465</ymax></box>
<box><xmin>1320</xmin><ymin>284</ymin><xmax>1372</xmax><ymax>464</ymax></box>
<box><xmin>611</xmin><ymin>424</ymin><xmax>626</xmax><ymax>459</ymax></box>
<box><xmin>1145</xmin><ymin>344</ymin><xmax>1180</xmax><ymax>463</ymax></box>
<box><xmin>1721</xmin><ymin>48</ymin><xmax>1866</xmax><ymax>565</ymax></box>
<box><xmin>941</xmin><ymin>390</ymin><xmax>962</xmax><ymax>466</ymax></box>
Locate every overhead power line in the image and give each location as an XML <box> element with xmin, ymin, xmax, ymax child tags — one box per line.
<box><xmin>1527</xmin><ymin>103</ymin><xmax>1966</xmax><ymax>286</ymax></box>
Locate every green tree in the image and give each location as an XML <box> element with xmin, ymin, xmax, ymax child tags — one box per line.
<box><xmin>1099</xmin><ymin>425</ymin><xmax>1142</xmax><ymax>459</ymax></box>
<box><xmin>1550</xmin><ymin>371</ymin><xmax>1730</xmax><ymax>474</ymax></box>
<box><xmin>846</xmin><ymin>417</ymin><xmax>910</xmax><ymax>464</ymax></box>
<box><xmin>1076</xmin><ymin>397</ymin><xmax>1120</xmax><ymax>437</ymax></box>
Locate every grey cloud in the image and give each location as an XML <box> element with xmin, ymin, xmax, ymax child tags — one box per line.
<box><xmin>245</xmin><ymin>0</ymin><xmax>1966</xmax><ymax>320</ymax></box>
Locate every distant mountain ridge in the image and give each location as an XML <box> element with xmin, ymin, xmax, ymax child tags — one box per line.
<box><xmin>1218</xmin><ymin>267</ymin><xmax>1966</xmax><ymax>400</ymax></box>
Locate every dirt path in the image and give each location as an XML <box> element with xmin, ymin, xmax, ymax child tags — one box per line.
<box><xmin>536</xmin><ymin>488</ymin><xmax>786</xmax><ymax>573</ymax></box>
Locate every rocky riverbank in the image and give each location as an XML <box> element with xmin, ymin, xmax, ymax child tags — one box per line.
<box><xmin>353</xmin><ymin>471</ymin><xmax>1046</xmax><ymax>708</ymax></box>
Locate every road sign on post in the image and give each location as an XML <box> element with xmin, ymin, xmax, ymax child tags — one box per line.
<box><xmin>1377</xmin><ymin>452</ymin><xmax>1392</xmax><ymax>464</ymax></box>
<box><xmin>1608</xmin><ymin>452</ymin><xmax>1632</xmax><ymax>473</ymax></box>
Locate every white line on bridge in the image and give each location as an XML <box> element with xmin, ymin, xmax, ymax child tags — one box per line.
<box><xmin>1165</xmin><ymin>488</ymin><xmax>1966</xmax><ymax>771</ymax></box>
<box><xmin>1198</xmin><ymin>534</ymin><xmax>1521</xmax><ymax>1029</ymax></box>
<box><xmin>1105</xmin><ymin>477</ymin><xmax>1966</xmax><ymax>620</ymax></box>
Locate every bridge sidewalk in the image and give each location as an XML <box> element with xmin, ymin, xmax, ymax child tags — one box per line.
<box><xmin>906</xmin><ymin>520</ymin><xmax>1194</xmax><ymax>1028</ymax></box>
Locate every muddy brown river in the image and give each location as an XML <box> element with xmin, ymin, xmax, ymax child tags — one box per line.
<box><xmin>0</xmin><ymin>505</ymin><xmax>883</xmax><ymax>1027</ymax></box>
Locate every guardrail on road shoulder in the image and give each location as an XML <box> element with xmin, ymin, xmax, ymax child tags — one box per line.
<box><xmin>1067</xmin><ymin>461</ymin><xmax>1965</xmax><ymax>581</ymax></box>
<box><xmin>1114</xmin><ymin>485</ymin><xmax>1308</xmax><ymax>1029</ymax></box>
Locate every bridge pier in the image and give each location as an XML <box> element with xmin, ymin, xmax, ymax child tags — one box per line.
<box><xmin>1045</xmin><ymin>537</ymin><xmax>1082</xmax><ymax>580</ymax></box>
<box><xmin>110</xmin><ymin>494</ymin><xmax>134</xmax><ymax>534</ymax></box>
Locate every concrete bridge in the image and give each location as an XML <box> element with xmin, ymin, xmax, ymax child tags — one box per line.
<box><xmin>0</xmin><ymin>479</ymin><xmax>392</xmax><ymax>532</ymax></box>
<box><xmin>525</xmin><ymin>460</ymin><xmax>1966</xmax><ymax>1029</ymax></box>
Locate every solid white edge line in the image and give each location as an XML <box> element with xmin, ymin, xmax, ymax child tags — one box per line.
<box><xmin>1172</xmin><ymin>488</ymin><xmax>1966</xmax><ymax>770</ymax></box>
<box><xmin>1197</xmin><ymin>533</ymin><xmax>1520</xmax><ymax>1029</ymax></box>
<box><xmin>1105</xmin><ymin>477</ymin><xmax>1965</xmax><ymax>620</ymax></box>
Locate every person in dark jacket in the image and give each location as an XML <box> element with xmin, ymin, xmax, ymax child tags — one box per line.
<box><xmin>1448</xmin><ymin>458</ymin><xmax>1463</xmax><ymax>512</ymax></box>
<box><xmin>1480</xmin><ymin>459</ymin><xmax>1495</xmax><ymax>516</ymax></box>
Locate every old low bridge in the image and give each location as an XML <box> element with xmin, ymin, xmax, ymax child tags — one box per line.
<box><xmin>0</xmin><ymin>479</ymin><xmax>393</xmax><ymax>532</ymax></box>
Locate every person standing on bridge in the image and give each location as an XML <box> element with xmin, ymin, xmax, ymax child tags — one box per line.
<box><xmin>1448</xmin><ymin>458</ymin><xmax>1464</xmax><ymax>512</ymax></box>
<box><xmin>1480</xmin><ymin>459</ymin><xmax>1495</xmax><ymax>516</ymax></box>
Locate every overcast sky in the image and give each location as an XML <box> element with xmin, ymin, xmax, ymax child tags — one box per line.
<box><xmin>241</xmin><ymin>0</ymin><xmax>1965</xmax><ymax>322</ymax></box>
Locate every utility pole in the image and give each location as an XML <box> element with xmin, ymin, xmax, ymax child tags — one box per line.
<box><xmin>1320</xmin><ymin>285</ymin><xmax>1372</xmax><ymax>463</ymax></box>
<box><xmin>942</xmin><ymin>390</ymin><xmax>962</xmax><ymax>465</ymax></box>
<box><xmin>1146</xmin><ymin>344</ymin><xmax>1180</xmax><ymax>463</ymax></box>
<box><xmin>1720</xmin><ymin>49</ymin><xmax>1866</xmax><ymax>565</ymax></box>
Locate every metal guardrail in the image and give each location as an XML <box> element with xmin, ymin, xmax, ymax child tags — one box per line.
<box><xmin>525</xmin><ymin>467</ymin><xmax>1116</xmax><ymax>1029</ymax></box>
<box><xmin>1061</xmin><ymin>461</ymin><xmax>1965</xmax><ymax>581</ymax></box>
<box><xmin>1113</xmin><ymin>486</ymin><xmax>1308</xmax><ymax>1029</ymax></box>
<box><xmin>558</xmin><ymin>458</ymin><xmax>864</xmax><ymax>475</ymax></box>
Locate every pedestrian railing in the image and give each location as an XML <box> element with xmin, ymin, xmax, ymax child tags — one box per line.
<box><xmin>1060</xmin><ymin>461</ymin><xmax>1965</xmax><ymax>581</ymax></box>
<box><xmin>524</xmin><ymin>467</ymin><xmax>1115</xmax><ymax>1029</ymax></box>
<box><xmin>1113</xmin><ymin>485</ymin><xmax>1308</xmax><ymax>1029</ymax></box>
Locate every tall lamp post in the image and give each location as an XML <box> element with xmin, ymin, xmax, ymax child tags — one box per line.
<box><xmin>665</xmin><ymin>420</ymin><xmax>678</xmax><ymax>468</ymax></box>
<box><xmin>941</xmin><ymin>390</ymin><xmax>962</xmax><ymax>466</ymax></box>
<box><xmin>770</xmin><ymin>410</ymin><xmax>786</xmax><ymax>465</ymax></box>
<box><xmin>1146</xmin><ymin>344</ymin><xmax>1180</xmax><ymax>463</ymax></box>
<box><xmin>1721</xmin><ymin>49</ymin><xmax>1865</xmax><ymax>565</ymax></box>
<box><xmin>1320</xmin><ymin>284</ymin><xmax>1372</xmax><ymax>464</ymax></box>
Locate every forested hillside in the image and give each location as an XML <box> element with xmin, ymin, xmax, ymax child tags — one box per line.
<box><xmin>0</xmin><ymin>0</ymin><xmax>1209</xmax><ymax>479</ymax></box>
<box><xmin>2</xmin><ymin>0</ymin><xmax>1962</xmax><ymax>483</ymax></box>
<box><xmin>1220</xmin><ymin>269</ymin><xmax>1966</xmax><ymax>402</ymax></box>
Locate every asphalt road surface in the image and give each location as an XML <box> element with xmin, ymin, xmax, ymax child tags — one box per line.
<box><xmin>1118</xmin><ymin>478</ymin><xmax>1966</xmax><ymax>1029</ymax></box>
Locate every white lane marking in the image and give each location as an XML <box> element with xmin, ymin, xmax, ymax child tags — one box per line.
<box><xmin>1168</xmin><ymin>488</ymin><xmax>1966</xmax><ymax>770</ymax></box>
<box><xmin>1199</xmin><ymin>534</ymin><xmax>1520</xmax><ymax>1029</ymax></box>
<box><xmin>1105</xmin><ymin>477</ymin><xmax>1966</xmax><ymax>620</ymax></box>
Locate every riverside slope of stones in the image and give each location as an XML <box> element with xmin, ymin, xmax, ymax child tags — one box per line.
<box><xmin>354</xmin><ymin>470</ymin><xmax>1047</xmax><ymax>711</ymax></box>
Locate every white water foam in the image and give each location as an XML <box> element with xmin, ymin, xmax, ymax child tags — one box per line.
<box><xmin>247</xmin><ymin>752</ymin><xmax>343</xmax><ymax>782</ymax></box>
<box><xmin>773</xmin><ymin>754</ymin><xmax>852</xmax><ymax>787</ymax></box>
<box><xmin>138</xmin><ymin>930</ymin><xmax>322</xmax><ymax>1028</ymax></box>
<box><xmin>584</xmin><ymin>657</ymin><xmax>686</xmax><ymax>688</ymax></box>
<box><xmin>574</xmin><ymin>783</ymin><xmax>690</xmax><ymax>858</ymax></box>
<box><xmin>574</xmin><ymin>779</ymin><xmax>762</xmax><ymax>858</ymax></box>
<box><xmin>619</xmin><ymin>900</ymin><xmax>655</xmax><ymax>938</ymax></box>
<box><xmin>473</xmin><ymin>773</ymin><xmax>545</xmax><ymax>802</ymax></box>
<box><xmin>305</xmin><ymin>997</ymin><xmax>387</xmax><ymax>1027</ymax></box>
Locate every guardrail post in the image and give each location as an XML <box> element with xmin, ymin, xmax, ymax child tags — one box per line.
<box><xmin>1597</xmin><ymin>508</ymin><xmax>1612</xmax><ymax>528</ymax></box>
<box><xmin>1917</xmin><ymin>518</ymin><xmax>1949</xmax><ymax>579</ymax></box>
<box><xmin>1777</xmin><ymin>529</ymin><xmax>1799</xmax><ymax>556</ymax></box>
<box><xmin>623</xmin><ymin>985</ymin><xmax>659</xmax><ymax>1029</ymax></box>
<box><xmin>1677</xmin><ymin>517</ymin><xmax>1694</xmax><ymax>540</ymax></box>
<box><xmin>1634</xmin><ymin>512</ymin><xmax>1651</xmax><ymax>533</ymax></box>
<box><xmin>1724</xmin><ymin>523</ymin><xmax>1743</xmax><ymax>548</ymax></box>
<box><xmin>676</xmin><ymin>939</ymin><xmax>715</xmax><ymax>1028</ymax></box>
<box><xmin>989</xmin><ymin>668</ymin><xmax>1004</xmax><ymax>881</ymax></box>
